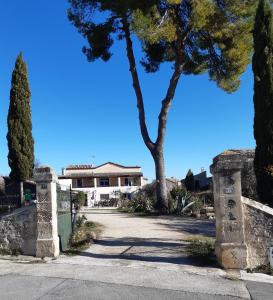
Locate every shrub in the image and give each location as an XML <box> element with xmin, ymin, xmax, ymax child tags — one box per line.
<box><xmin>247</xmin><ymin>264</ymin><xmax>273</xmax><ymax>276</ymax></box>
<box><xmin>128</xmin><ymin>192</ymin><xmax>154</xmax><ymax>213</ymax></box>
<box><xmin>191</xmin><ymin>195</ymin><xmax>203</xmax><ymax>217</ymax></box>
<box><xmin>185</xmin><ymin>236</ymin><xmax>215</xmax><ymax>260</ymax></box>
<box><xmin>76</xmin><ymin>215</ymin><xmax>87</xmax><ymax>227</ymax></box>
<box><xmin>74</xmin><ymin>191</ymin><xmax>86</xmax><ymax>209</ymax></box>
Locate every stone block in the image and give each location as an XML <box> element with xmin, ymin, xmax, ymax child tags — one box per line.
<box><xmin>36</xmin><ymin>238</ymin><xmax>59</xmax><ymax>258</ymax></box>
<box><xmin>36</xmin><ymin>223</ymin><xmax>54</xmax><ymax>239</ymax></box>
<box><xmin>215</xmin><ymin>242</ymin><xmax>248</xmax><ymax>269</ymax></box>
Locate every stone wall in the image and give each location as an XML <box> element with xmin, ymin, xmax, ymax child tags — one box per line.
<box><xmin>242</xmin><ymin>197</ymin><xmax>273</xmax><ymax>267</ymax></box>
<box><xmin>211</xmin><ymin>149</ymin><xmax>273</xmax><ymax>269</ymax></box>
<box><xmin>0</xmin><ymin>166</ymin><xmax>60</xmax><ymax>258</ymax></box>
<box><xmin>0</xmin><ymin>176</ymin><xmax>5</xmax><ymax>195</ymax></box>
<box><xmin>0</xmin><ymin>205</ymin><xmax>37</xmax><ymax>255</ymax></box>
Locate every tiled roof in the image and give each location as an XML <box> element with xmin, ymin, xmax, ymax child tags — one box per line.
<box><xmin>59</xmin><ymin>172</ymin><xmax>143</xmax><ymax>179</ymax></box>
<box><xmin>66</xmin><ymin>164</ymin><xmax>93</xmax><ymax>170</ymax></box>
<box><xmin>65</xmin><ymin>162</ymin><xmax>140</xmax><ymax>170</ymax></box>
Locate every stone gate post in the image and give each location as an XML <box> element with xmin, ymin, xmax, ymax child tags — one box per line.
<box><xmin>210</xmin><ymin>151</ymin><xmax>248</xmax><ymax>269</ymax></box>
<box><xmin>33</xmin><ymin>166</ymin><xmax>59</xmax><ymax>258</ymax></box>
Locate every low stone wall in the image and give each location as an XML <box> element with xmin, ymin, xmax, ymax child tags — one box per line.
<box><xmin>242</xmin><ymin>197</ymin><xmax>273</xmax><ymax>267</ymax></box>
<box><xmin>0</xmin><ymin>205</ymin><xmax>37</xmax><ymax>255</ymax></box>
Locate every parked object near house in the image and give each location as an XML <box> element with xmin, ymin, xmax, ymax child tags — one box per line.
<box><xmin>59</xmin><ymin>162</ymin><xmax>146</xmax><ymax>207</ymax></box>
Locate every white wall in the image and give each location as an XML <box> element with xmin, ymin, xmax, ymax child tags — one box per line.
<box><xmin>71</xmin><ymin>185</ymin><xmax>140</xmax><ymax>207</ymax></box>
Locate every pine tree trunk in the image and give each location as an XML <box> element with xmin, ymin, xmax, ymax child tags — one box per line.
<box><xmin>152</xmin><ymin>148</ymin><xmax>168</xmax><ymax>213</ymax></box>
<box><xmin>122</xmin><ymin>18</ymin><xmax>183</xmax><ymax>213</ymax></box>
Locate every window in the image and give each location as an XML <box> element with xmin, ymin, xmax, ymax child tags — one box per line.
<box><xmin>99</xmin><ymin>178</ymin><xmax>109</xmax><ymax>187</ymax></box>
<box><xmin>100</xmin><ymin>194</ymin><xmax>109</xmax><ymax>200</ymax></box>
<box><xmin>77</xmin><ymin>179</ymin><xmax>82</xmax><ymax>188</ymax></box>
<box><xmin>82</xmin><ymin>178</ymin><xmax>94</xmax><ymax>188</ymax></box>
<box><xmin>125</xmin><ymin>177</ymin><xmax>133</xmax><ymax>186</ymax></box>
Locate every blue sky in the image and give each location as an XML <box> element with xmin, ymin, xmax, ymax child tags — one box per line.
<box><xmin>0</xmin><ymin>1</ymin><xmax>255</xmax><ymax>181</ymax></box>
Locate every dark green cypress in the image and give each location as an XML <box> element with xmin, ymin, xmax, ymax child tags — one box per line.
<box><xmin>184</xmin><ymin>169</ymin><xmax>195</xmax><ymax>192</ymax></box>
<box><xmin>253</xmin><ymin>0</ymin><xmax>273</xmax><ymax>207</ymax></box>
<box><xmin>7</xmin><ymin>53</ymin><xmax>34</xmax><ymax>181</ymax></box>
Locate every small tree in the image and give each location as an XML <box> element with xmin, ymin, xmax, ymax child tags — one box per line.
<box><xmin>253</xmin><ymin>0</ymin><xmax>273</xmax><ymax>207</ymax></box>
<box><xmin>74</xmin><ymin>191</ymin><xmax>86</xmax><ymax>208</ymax></box>
<box><xmin>7</xmin><ymin>53</ymin><xmax>34</xmax><ymax>181</ymax></box>
<box><xmin>68</xmin><ymin>0</ymin><xmax>256</xmax><ymax>213</ymax></box>
<box><xmin>184</xmin><ymin>169</ymin><xmax>195</xmax><ymax>192</ymax></box>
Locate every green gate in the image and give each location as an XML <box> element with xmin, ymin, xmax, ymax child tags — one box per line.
<box><xmin>57</xmin><ymin>184</ymin><xmax>72</xmax><ymax>251</ymax></box>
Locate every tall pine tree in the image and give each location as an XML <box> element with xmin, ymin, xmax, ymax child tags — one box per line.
<box><xmin>7</xmin><ymin>53</ymin><xmax>34</xmax><ymax>181</ymax></box>
<box><xmin>253</xmin><ymin>0</ymin><xmax>273</xmax><ymax>207</ymax></box>
<box><xmin>68</xmin><ymin>0</ymin><xmax>256</xmax><ymax>213</ymax></box>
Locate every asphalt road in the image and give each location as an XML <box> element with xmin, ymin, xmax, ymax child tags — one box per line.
<box><xmin>0</xmin><ymin>274</ymin><xmax>250</xmax><ymax>300</ymax></box>
<box><xmin>245</xmin><ymin>281</ymin><xmax>273</xmax><ymax>300</ymax></box>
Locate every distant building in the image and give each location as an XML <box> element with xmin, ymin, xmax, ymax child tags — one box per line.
<box><xmin>166</xmin><ymin>177</ymin><xmax>181</xmax><ymax>191</ymax></box>
<box><xmin>58</xmin><ymin>162</ymin><xmax>147</xmax><ymax>207</ymax></box>
<box><xmin>182</xmin><ymin>169</ymin><xmax>212</xmax><ymax>192</ymax></box>
<box><xmin>149</xmin><ymin>177</ymin><xmax>181</xmax><ymax>193</ymax></box>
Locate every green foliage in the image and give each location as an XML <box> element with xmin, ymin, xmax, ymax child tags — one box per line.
<box><xmin>169</xmin><ymin>186</ymin><xmax>188</xmax><ymax>213</ymax></box>
<box><xmin>142</xmin><ymin>182</ymin><xmax>157</xmax><ymax>203</ymax></box>
<box><xmin>68</xmin><ymin>0</ymin><xmax>257</xmax><ymax>91</ymax></box>
<box><xmin>253</xmin><ymin>0</ymin><xmax>273</xmax><ymax>207</ymax></box>
<box><xmin>247</xmin><ymin>264</ymin><xmax>273</xmax><ymax>276</ymax></box>
<box><xmin>169</xmin><ymin>186</ymin><xmax>187</xmax><ymax>200</ymax></box>
<box><xmin>67</xmin><ymin>219</ymin><xmax>103</xmax><ymax>254</ymax></box>
<box><xmin>184</xmin><ymin>169</ymin><xmax>195</xmax><ymax>192</ymax></box>
<box><xmin>7</xmin><ymin>53</ymin><xmax>34</xmax><ymax>181</ymax></box>
<box><xmin>68</xmin><ymin>0</ymin><xmax>258</xmax><ymax>212</ymax></box>
<box><xmin>185</xmin><ymin>236</ymin><xmax>215</xmax><ymax>260</ymax></box>
<box><xmin>191</xmin><ymin>195</ymin><xmax>203</xmax><ymax>216</ymax></box>
<box><xmin>0</xmin><ymin>247</ymin><xmax>22</xmax><ymax>256</ymax></box>
<box><xmin>76</xmin><ymin>214</ymin><xmax>87</xmax><ymax>227</ymax></box>
<box><xmin>128</xmin><ymin>191</ymin><xmax>154</xmax><ymax>213</ymax></box>
<box><xmin>74</xmin><ymin>191</ymin><xmax>86</xmax><ymax>208</ymax></box>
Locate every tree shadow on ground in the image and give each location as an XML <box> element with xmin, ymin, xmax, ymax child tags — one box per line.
<box><xmin>74</xmin><ymin>236</ymin><xmax>219</xmax><ymax>268</ymax></box>
<box><xmin>154</xmin><ymin>218</ymin><xmax>216</xmax><ymax>238</ymax></box>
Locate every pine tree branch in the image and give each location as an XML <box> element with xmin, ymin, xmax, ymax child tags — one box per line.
<box><xmin>155</xmin><ymin>23</ymin><xmax>190</xmax><ymax>147</ymax></box>
<box><xmin>122</xmin><ymin>18</ymin><xmax>155</xmax><ymax>152</ymax></box>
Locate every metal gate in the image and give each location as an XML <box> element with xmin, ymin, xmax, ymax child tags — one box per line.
<box><xmin>57</xmin><ymin>184</ymin><xmax>72</xmax><ymax>251</ymax></box>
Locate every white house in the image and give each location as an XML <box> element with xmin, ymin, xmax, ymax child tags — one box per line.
<box><xmin>58</xmin><ymin>162</ymin><xmax>146</xmax><ymax>207</ymax></box>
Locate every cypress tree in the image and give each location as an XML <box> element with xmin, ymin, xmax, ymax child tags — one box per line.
<box><xmin>7</xmin><ymin>53</ymin><xmax>34</xmax><ymax>181</ymax></box>
<box><xmin>253</xmin><ymin>0</ymin><xmax>273</xmax><ymax>207</ymax></box>
<box><xmin>184</xmin><ymin>169</ymin><xmax>195</xmax><ymax>192</ymax></box>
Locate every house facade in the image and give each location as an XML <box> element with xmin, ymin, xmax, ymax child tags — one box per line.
<box><xmin>58</xmin><ymin>162</ymin><xmax>146</xmax><ymax>207</ymax></box>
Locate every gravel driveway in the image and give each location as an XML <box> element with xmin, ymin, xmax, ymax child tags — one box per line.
<box><xmin>71</xmin><ymin>209</ymin><xmax>216</xmax><ymax>266</ymax></box>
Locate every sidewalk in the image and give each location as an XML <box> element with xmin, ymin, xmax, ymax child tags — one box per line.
<box><xmin>0</xmin><ymin>258</ymin><xmax>250</xmax><ymax>300</ymax></box>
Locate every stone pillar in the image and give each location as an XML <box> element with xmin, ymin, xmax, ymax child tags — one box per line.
<box><xmin>33</xmin><ymin>167</ymin><xmax>60</xmax><ymax>258</ymax></box>
<box><xmin>210</xmin><ymin>151</ymin><xmax>248</xmax><ymax>269</ymax></box>
<box><xmin>94</xmin><ymin>178</ymin><xmax>97</xmax><ymax>188</ymax></box>
<box><xmin>118</xmin><ymin>177</ymin><xmax>121</xmax><ymax>187</ymax></box>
